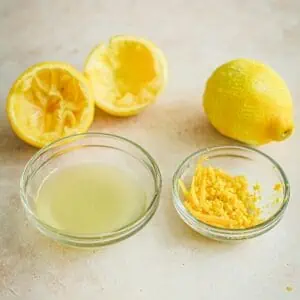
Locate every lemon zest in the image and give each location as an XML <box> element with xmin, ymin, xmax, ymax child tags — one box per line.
<box><xmin>178</xmin><ymin>179</ymin><xmax>188</xmax><ymax>198</ymax></box>
<box><xmin>190</xmin><ymin>177</ymin><xmax>200</xmax><ymax>208</ymax></box>
<box><xmin>273</xmin><ymin>183</ymin><xmax>283</xmax><ymax>192</ymax></box>
<box><xmin>179</xmin><ymin>157</ymin><xmax>263</xmax><ymax>229</ymax></box>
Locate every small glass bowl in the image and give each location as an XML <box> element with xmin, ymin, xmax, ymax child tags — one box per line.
<box><xmin>20</xmin><ymin>133</ymin><xmax>161</xmax><ymax>247</ymax></box>
<box><xmin>172</xmin><ymin>145</ymin><xmax>290</xmax><ymax>241</ymax></box>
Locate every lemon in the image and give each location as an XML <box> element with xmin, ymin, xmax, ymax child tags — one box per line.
<box><xmin>203</xmin><ymin>59</ymin><xmax>294</xmax><ymax>145</ymax></box>
<box><xmin>84</xmin><ymin>35</ymin><xmax>167</xmax><ymax>116</ymax></box>
<box><xmin>7</xmin><ymin>62</ymin><xmax>94</xmax><ymax>148</ymax></box>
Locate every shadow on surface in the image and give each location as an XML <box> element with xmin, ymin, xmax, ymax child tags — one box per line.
<box><xmin>0</xmin><ymin>124</ymin><xmax>36</xmax><ymax>164</ymax></box>
<box><xmin>90</xmin><ymin>107</ymin><xmax>140</xmax><ymax>131</ymax></box>
<box><xmin>150</xmin><ymin>98</ymin><xmax>237</xmax><ymax>148</ymax></box>
<box><xmin>164</xmin><ymin>196</ymin><xmax>233</xmax><ymax>246</ymax></box>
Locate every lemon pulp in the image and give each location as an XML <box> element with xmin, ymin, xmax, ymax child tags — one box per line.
<box><xmin>35</xmin><ymin>163</ymin><xmax>147</xmax><ymax>235</ymax></box>
<box><xmin>84</xmin><ymin>35</ymin><xmax>167</xmax><ymax>116</ymax></box>
<box><xmin>7</xmin><ymin>62</ymin><xmax>94</xmax><ymax>148</ymax></box>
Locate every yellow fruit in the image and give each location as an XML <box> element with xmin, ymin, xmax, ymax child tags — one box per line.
<box><xmin>84</xmin><ymin>35</ymin><xmax>167</xmax><ymax>116</ymax></box>
<box><xmin>7</xmin><ymin>62</ymin><xmax>94</xmax><ymax>148</ymax></box>
<box><xmin>203</xmin><ymin>59</ymin><xmax>294</xmax><ymax>145</ymax></box>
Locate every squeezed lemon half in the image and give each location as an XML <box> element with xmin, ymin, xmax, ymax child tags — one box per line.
<box><xmin>84</xmin><ymin>35</ymin><xmax>168</xmax><ymax>116</ymax></box>
<box><xmin>7</xmin><ymin>62</ymin><xmax>94</xmax><ymax>148</ymax></box>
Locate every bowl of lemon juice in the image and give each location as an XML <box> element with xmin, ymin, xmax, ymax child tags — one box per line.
<box><xmin>20</xmin><ymin>133</ymin><xmax>161</xmax><ymax>247</ymax></box>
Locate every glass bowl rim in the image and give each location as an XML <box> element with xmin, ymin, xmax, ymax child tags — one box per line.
<box><xmin>20</xmin><ymin>132</ymin><xmax>162</xmax><ymax>245</ymax></box>
<box><xmin>172</xmin><ymin>145</ymin><xmax>290</xmax><ymax>236</ymax></box>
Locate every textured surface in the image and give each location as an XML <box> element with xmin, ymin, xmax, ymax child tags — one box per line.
<box><xmin>0</xmin><ymin>0</ymin><xmax>299</xmax><ymax>299</ymax></box>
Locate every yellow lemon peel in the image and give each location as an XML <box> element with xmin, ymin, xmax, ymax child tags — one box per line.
<box><xmin>179</xmin><ymin>157</ymin><xmax>262</xmax><ymax>229</ymax></box>
<box><xmin>203</xmin><ymin>58</ymin><xmax>294</xmax><ymax>145</ymax></box>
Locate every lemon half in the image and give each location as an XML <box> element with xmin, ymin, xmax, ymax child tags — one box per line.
<box><xmin>84</xmin><ymin>35</ymin><xmax>168</xmax><ymax>116</ymax></box>
<box><xmin>7</xmin><ymin>62</ymin><xmax>94</xmax><ymax>148</ymax></box>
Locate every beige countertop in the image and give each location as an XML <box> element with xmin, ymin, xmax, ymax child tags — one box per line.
<box><xmin>0</xmin><ymin>0</ymin><xmax>299</xmax><ymax>299</ymax></box>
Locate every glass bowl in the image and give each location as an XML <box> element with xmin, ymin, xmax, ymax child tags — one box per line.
<box><xmin>20</xmin><ymin>133</ymin><xmax>161</xmax><ymax>247</ymax></box>
<box><xmin>172</xmin><ymin>145</ymin><xmax>290</xmax><ymax>241</ymax></box>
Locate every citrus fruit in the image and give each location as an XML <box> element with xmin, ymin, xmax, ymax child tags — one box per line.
<box><xmin>203</xmin><ymin>58</ymin><xmax>294</xmax><ymax>145</ymax></box>
<box><xmin>7</xmin><ymin>62</ymin><xmax>94</xmax><ymax>148</ymax></box>
<box><xmin>84</xmin><ymin>35</ymin><xmax>167</xmax><ymax>116</ymax></box>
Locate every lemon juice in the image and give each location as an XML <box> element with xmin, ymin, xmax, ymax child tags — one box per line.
<box><xmin>35</xmin><ymin>163</ymin><xmax>147</xmax><ymax>235</ymax></box>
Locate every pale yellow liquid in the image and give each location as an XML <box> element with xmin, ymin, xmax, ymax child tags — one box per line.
<box><xmin>35</xmin><ymin>163</ymin><xmax>147</xmax><ymax>235</ymax></box>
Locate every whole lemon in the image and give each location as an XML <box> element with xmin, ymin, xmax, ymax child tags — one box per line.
<box><xmin>203</xmin><ymin>59</ymin><xmax>294</xmax><ymax>145</ymax></box>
